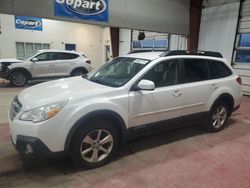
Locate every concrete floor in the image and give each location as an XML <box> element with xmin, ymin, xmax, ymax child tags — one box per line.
<box><xmin>0</xmin><ymin>81</ymin><xmax>250</xmax><ymax>188</ymax></box>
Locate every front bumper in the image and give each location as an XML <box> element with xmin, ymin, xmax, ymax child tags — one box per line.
<box><xmin>9</xmin><ymin>109</ymin><xmax>71</xmax><ymax>157</ymax></box>
<box><xmin>0</xmin><ymin>66</ymin><xmax>9</xmax><ymax>79</ymax></box>
<box><xmin>13</xmin><ymin>135</ymin><xmax>65</xmax><ymax>159</ymax></box>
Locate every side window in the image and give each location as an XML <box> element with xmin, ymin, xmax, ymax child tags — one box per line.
<box><xmin>57</xmin><ymin>53</ymin><xmax>79</xmax><ymax>60</ymax></box>
<box><xmin>208</xmin><ymin>60</ymin><xmax>232</xmax><ymax>79</ymax></box>
<box><xmin>183</xmin><ymin>59</ymin><xmax>209</xmax><ymax>83</ymax></box>
<box><xmin>35</xmin><ymin>53</ymin><xmax>56</xmax><ymax>61</ymax></box>
<box><xmin>35</xmin><ymin>53</ymin><xmax>48</xmax><ymax>61</ymax></box>
<box><xmin>142</xmin><ymin>60</ymin><xmax>179</xmax><ymax>88</ymax></box>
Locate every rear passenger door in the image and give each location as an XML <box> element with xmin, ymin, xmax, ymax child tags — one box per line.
<box><xmin>53</xmin><ymin>53</ymin><xmax>79</xmax><ymax>76</ymax></box>
<box><xmin>181</xmin><ymin>58</ymin><xmax>219</xmax><ymax>117</ymax></box>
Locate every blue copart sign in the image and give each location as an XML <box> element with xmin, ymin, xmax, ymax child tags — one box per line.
<box><xmin>15</xmin><ymin>16</ymin><xmax>43</xmax><ymax>31</ymax></box>
<box><xmin>54</xmin><ymin>0</ymin><xmax>109</xmax><ymax>23</ymax></box>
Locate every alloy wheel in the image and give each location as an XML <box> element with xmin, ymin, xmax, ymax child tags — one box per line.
<box><xmin>80</xmin><ymin>129</ymin><xmax>114</xmax><ymax>163</ymax></box>
<box><xmin>212</xmin><ymin>106</ymin><xmax>227</xmax><ymax>129</ymax></box>
<box><xmin>12</xmin><ymin>73</ymin><xmax>26</xmax><ymax>86</ymax></box>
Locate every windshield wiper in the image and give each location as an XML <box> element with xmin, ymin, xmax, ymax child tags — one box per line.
<box><xmin>90</xmin><ymin>78</ymin><xmax>103</xmax><ymax>85</ymax></box>
<box><xmin>89</xmin><ymin>78</ymin><xmax>118</xmax><ymax>87</ymax></box>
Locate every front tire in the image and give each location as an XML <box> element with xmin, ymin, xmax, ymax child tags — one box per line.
<box><xmin>71</xmin><ymin>69</ymin><xmax>88</xmax><ymax>77</ymax></box>
<box><xmin>207</xmin><ymin>102</ymin><xmax>229</xmax><ymax>132</ymax></box>
<box><xmin>9</xmin><ymin>71</ymin><xmax>28</xmax><ymax>87</ymax></box>
<box><xmin>70</xmin><ymin>120</ymin><xmax>119</xmax><ymax>169</ymax></box>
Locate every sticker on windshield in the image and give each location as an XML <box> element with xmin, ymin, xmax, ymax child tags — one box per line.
<box><xmin>133</xmin><ymin>59</ymin><xmax>149</xmax><ymax>65</ymax></box>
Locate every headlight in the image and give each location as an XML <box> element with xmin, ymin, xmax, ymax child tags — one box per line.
<box><xmin>19</xmin><ymin>100</ymin><xmax>68</xmax><ymax>123</ymax></box>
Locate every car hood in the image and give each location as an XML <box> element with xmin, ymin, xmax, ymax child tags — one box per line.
<box><xmin>18</xmin><ymin>77</ymin><xmax>115</xmax><ymax>110</ymax></box>
<box><xmin>0</xmin><ymin>59</ymin><xmax>23</xmax><ymax>64</ymax></box>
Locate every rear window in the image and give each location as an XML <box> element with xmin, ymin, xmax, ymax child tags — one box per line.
<box><xmin>208</xmin><ymin>60</ymin><xmax>232</xmax><ymax>79</ymax></box>
<box><xmin>56</xmin><ymin>53</ymin><xmax>79</xmax><ymax>60</ymax></box>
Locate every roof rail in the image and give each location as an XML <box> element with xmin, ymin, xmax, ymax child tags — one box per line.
<box><xmin>128</xmin><ymin>50</ymin><xmax>165</xmax><ymax>54</ymax></box>
<box><xmin>160</xmin><ymin>50</ymin><xmax>223</xmax><ymax>58</ymax></box>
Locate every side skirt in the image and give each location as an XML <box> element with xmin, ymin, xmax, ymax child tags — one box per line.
<box><xmin>123</xmin><ymin>112</ymin><xmax>209</xmax><ymax>143</ymax></box>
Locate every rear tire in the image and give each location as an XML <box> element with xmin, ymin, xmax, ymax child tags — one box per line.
<box><xmin>70</xmin><ymin>120</ymin><xmax>119</xmax><ymax>169</ymax></box>
<box><xmin>207</xmin><ymin>102</ymin><xmax>229</xmax><ymax>132</ymax></box>
<box><xmin>9</xmin><ymin>71</ymin><xmax>28</xmax><ymax>87</ymax></box>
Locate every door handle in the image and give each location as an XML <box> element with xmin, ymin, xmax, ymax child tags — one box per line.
<box><xmin>172</xmin><ymin>90</ymin><xmax>182</xmax><ymax>97</ymax></box>
<box><xmin>210</xmin><ymin>84</ymin><xmax>218</xmax><ymax>90</ymax></box>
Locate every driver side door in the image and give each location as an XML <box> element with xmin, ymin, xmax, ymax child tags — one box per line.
<box><xmin>30</xmin><ymin>52</ymin><xmax>56</xmax><ymax>78</ymax></box>
<box><xmin>128</xmin><ymin>59</ymin><xmax>184</xmax><ymax>128</ymax></box>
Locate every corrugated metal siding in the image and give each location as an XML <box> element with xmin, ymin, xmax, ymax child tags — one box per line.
<box><xmin>239</xmin><ymin>0</ymin><xmax>250</xmax><ymax>33</ymax></box>
<box><xmin>235</xmin><ymin>0</ymin><xmax>250</xmax><ymax>95</ymax></box>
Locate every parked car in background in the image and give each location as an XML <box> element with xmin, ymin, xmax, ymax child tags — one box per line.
<box><xmin>0</xmin><ymin>50</ymin><xmax>92</xmax><ymax>87</ymax></box>
<box><xmin>9</xmin><ymin>50</ymin><xmax>242</xmax><ymax>169</ymax></box>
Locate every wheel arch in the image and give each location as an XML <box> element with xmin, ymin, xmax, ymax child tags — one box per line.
<box><xmin>70</xmin><ymin>67</ymin><xmax>89</xmax><ymax>76</ymax></box>
<box><xmin>7</xmin><ymin>68</ymin><xmax>32</xmax><ymax>80</ymax></box>
<box><xmin>211</xmin><ymin>93</ymin><xmax>235</xmax><ymax>116</ymax></box>
<box><xmin>64</xmin><ymin>110</ymin><xmax>127</xmax><ymax>152</ymax></box>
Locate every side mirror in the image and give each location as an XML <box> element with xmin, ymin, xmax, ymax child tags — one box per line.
<box><xmin>31</xmin><ymin>58</ymin><xmax>38</xmax><ymax>62</ymax></box>
<box><xmin>137</xmin><ymin>80</ymin><xmax>155</xmax><ymax>91</ymax></box>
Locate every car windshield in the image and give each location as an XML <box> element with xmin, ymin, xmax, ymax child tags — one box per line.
<box><xmin>87</xmin><ymin>57</ymin><xmax>150</xmax><ymax>87</ymax></box>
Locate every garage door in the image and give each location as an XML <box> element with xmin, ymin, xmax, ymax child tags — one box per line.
<box><xmin>234</xmin><ymin>0</ymin><xmax>250</xmax><ymax>95</ymax></box>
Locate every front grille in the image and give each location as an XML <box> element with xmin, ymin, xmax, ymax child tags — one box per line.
<box><xmin>10</xmin><ymin>96</ymin><xmax>22</xmax><ymax>121</ymax></box>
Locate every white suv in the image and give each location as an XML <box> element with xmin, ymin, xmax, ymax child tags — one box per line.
<box><xmin>9</xmin><ymin>51</ymin><xmax>242</xmax><ymax>169</ymax></box>
<box><xmin>0</xmin><ymin>50</ymin><xmax>92</xmax><ymax>87</ymax></box>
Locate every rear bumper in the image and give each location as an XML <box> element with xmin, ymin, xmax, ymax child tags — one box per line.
<box><xmin>13</xmin><ymin>135</ymin><xmax>66</xmax><ymax>159</ymax></box>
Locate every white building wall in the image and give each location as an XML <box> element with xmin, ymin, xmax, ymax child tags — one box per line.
<box><xmin>0</xmin><ymin>14</ymin><xmax>110</xmax><ymax>69</ymax></box>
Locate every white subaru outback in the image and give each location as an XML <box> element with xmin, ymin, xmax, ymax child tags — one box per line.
<box><xmin>9</xmin><ymin>50</ymin><xmax>242</xmax><ymax>169</ymax></box>
<box><xmin>0</xmin><ymin>49</ymin><xmax>92</xmax><ymax>87</ymax></box>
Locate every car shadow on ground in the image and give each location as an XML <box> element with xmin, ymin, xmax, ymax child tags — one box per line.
<box><xmin>16</xmin><ymin>119</ymin><xmax>238</xmax><ymax>177</ymax></box>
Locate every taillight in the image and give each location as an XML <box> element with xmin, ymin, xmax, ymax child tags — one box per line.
<box><xmin>86</xmin><ymin>60</ymin><xmax>91</xmax><ymax>64</ymax></box>
<box><xmin>236</xmin><ymin>76</ymin><xmax>242</xmax><ymax>85</ymax></box>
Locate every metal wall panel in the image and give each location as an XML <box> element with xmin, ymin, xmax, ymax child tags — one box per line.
<box><xmin>0</xmin><ymin>0</ymin><xmax>13</xmax><ymax>14</ymax></box>
<box><xmin>198</xmin><ymin>2</ymin><xmax>240</xmax><ymax>62</ymax></box>
<box><xmin>203</xmin><ymin>0</ymin><xmax>240</xmax><ymax>8</ymax></box>
<box><xmin>239</xmin><ymin>0</ymin><xmax>250</xmax><ymax>33</ymax></box>
<box><xmin>125</xmin><ymin>0</ymin><xmax>189</xmax><ymax>34</ymax></box>
<box><xmin>0</xmin><ymin>0</ymin><xmax>190</xmax><ymax>34</ymax></box>
<box><xmin>234</xmin><ymin>0</ymin><xmax>250</xmax><ymax>95</ymax></box>
<box><xmin>233</xmin><ymin>65</ymin><xmax>250</xmax><ymax>95</ymax></box>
